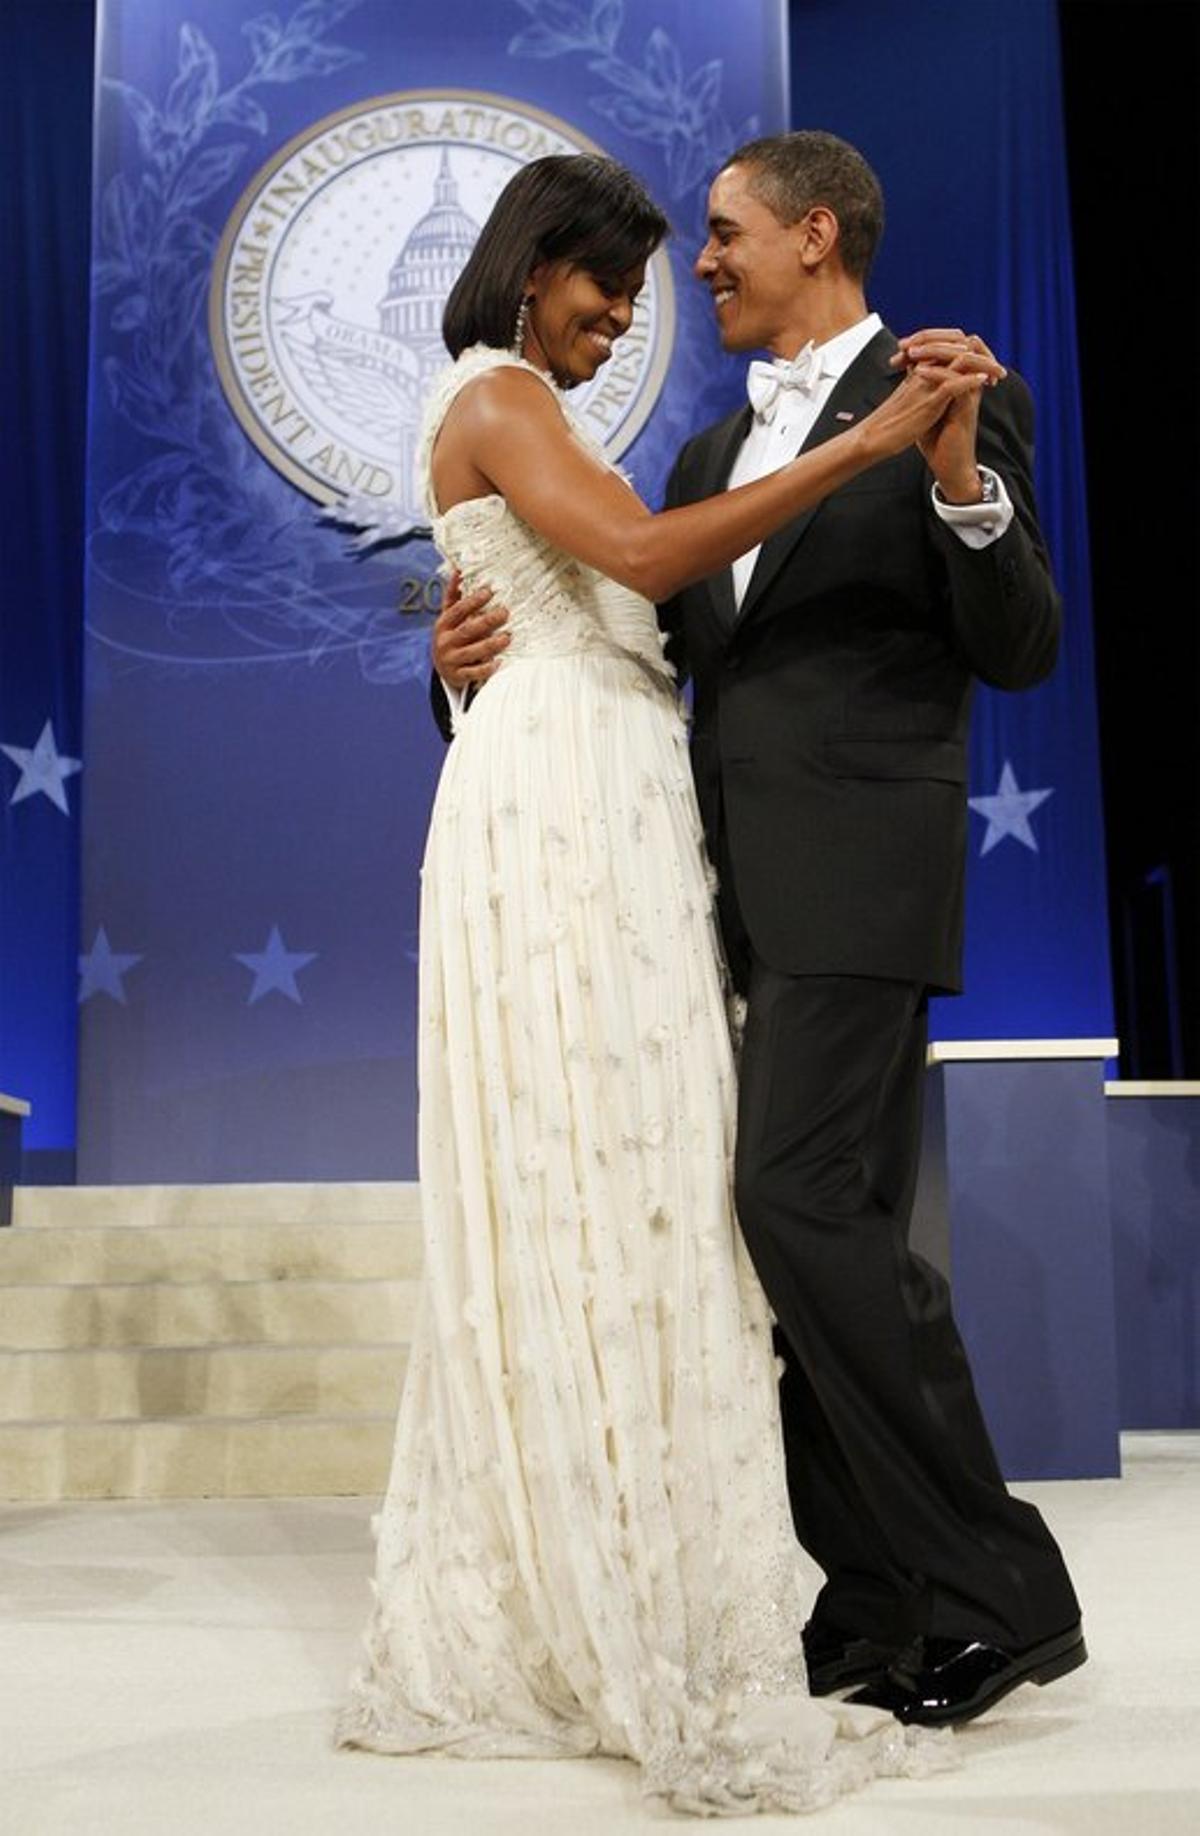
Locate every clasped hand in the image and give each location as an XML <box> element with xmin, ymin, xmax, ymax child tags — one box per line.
<box><xmin>889</xmin><ymin>327</ymin><xmax>1005</xmax><ymax>503</ymax></box>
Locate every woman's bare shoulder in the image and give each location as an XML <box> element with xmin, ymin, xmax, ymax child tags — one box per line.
<box><xmin>443</xmin><ymin>362</ymin><xmax>560</xmax><ymax>433</ymax></box>
<box><xmin>432</xmin><ymin>363</ymin><xmax>569</xmax><ymax>507</ymax></box>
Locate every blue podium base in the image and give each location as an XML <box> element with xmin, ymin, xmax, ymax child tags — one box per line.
<box><xmin>1106</xmin><ymin>1082</ymin><xmax>1200</xmax><ymax>1432</ymax></box>
<box><xmin>914</xmin><ymin>1042</ymin><xmax>1122</xmax><ymax>1481</ymax></box>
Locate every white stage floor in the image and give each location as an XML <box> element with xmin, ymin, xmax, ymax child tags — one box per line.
<box><xmin>2</xmin><ymin>1434</ymin><xmax>1198</xmax><ymax>1835</ymax></box>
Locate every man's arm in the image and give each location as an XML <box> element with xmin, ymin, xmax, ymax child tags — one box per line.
<box><xmin>894</xmin><ymin>330</ymin><xmax>1059</xmax><ymax>690</ymax></box>
<box><xmin>429</xmin><ymin>670</ymin><xmax>455</xmax><ymax>746</ymax></box>
<box><xmin>932</xmin><ymin>373</ymin><xmax>1061</xmax><ymax>691</ymax></box>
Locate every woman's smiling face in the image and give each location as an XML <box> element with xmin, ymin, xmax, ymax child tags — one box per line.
<box><xmin>522</xmin><ymin>259</ymin><xmax>645</xmax><ymax>387</ymax></box>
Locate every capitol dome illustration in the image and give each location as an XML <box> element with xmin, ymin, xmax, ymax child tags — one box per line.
<box><xmin>379</xmin><ymin>148</ymin><xmax>480</xmax><ymax>378</ymax></box>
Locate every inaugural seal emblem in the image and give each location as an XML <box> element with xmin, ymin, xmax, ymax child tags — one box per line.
<box><xmin>210</xmin><ymin>89</ymin><xmax>675</xmax><ymax>516</ymax></box>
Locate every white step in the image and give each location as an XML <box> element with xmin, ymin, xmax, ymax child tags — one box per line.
<box><xmin>0</xmin><ymin>1414</ymin><xmax>395</xmax><ymax>1501</ymax></box>
<box><xmin>11</xmin><ymin>1181</ymin><xmax>418</xmax><ymax>1229</ymax></box>
<box><xmin>0</xmin><ymin>1277</ymin><xmax>419</xmax><ymax>1351</ymax></box>
<box><xmin>0</xmin><ymin>1220</ymin><xmax>422</xmax><ymax>1284</ymax></box>
<box><xmin>0</xmin><ymin>1341</ymin><xmax>408</xmax><ymax>1422</ymax></box>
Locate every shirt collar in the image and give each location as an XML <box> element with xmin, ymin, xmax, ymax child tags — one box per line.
<box><xmin>766</xmin><ymin>311</ymin><xmax>882</xmax><ymax>388</ymax></box>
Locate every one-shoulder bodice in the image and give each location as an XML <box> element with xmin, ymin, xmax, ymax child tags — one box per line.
<box><xmin>417</xmin><ymin>345</ymin><xmax>673</xmax><ymax>685</ymax></box>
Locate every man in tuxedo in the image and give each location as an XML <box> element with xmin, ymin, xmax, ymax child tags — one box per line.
<box><xmin>432</xmin><ymin>130</ymin><xmax>1085</xmax><ymax>1727</ymax></box>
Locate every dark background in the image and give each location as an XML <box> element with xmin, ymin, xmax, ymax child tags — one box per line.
<box><xmin>1059</xmin><ymin>0</ymin><xmax>1200</xmax><ymax>1076</ymax></box>
<box><xmin>3</xmin><ymin>0</ymin><xmax>1198</xmax><ymax>1081</ymax></box>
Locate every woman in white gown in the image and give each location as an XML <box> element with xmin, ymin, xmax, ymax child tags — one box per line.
<box><xmin>338</xmin><ymin>156</ymin><xmax>989</xmax><ymax>1814</ymax></box>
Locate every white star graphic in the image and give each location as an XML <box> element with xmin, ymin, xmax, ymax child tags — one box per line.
<box><xmin>2</xmin><ymin>718</ymin><xmax>82</xmax><ymax>814</ymax></box>
<box><xmin>78</xmin><ymin>927</ymin><xmax>143</xmax><ymax>1005</ymax></box>
<box><xmin>969</xmin><ymin>760</ymin><xmax>1054</xmax><ymax>856</ymax></box>
<box><xmin>235</xmin><ymin>925</ymin><xmax>318</xmax><ymax>1005</ymax></box>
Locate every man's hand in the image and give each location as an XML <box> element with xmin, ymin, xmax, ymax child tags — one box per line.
<box><xmin>433</xmin><ymin>569</ymin><xmax>510</xmax><ymax>691</ymax></box>
<box><xmin>892</xmin><ymin>330</ymin><xmax>1004</xmax><ymax>503</ymax></box>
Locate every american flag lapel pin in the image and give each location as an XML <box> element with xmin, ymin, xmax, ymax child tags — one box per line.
<box><xmin>835</xmin><ymin>410</ymin><xmax>855</xmax><ymax>422</ymax></box>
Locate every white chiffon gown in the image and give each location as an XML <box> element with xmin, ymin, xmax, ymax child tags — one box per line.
<box><xmin>336</xmin><ymin>346</ymin><xmax>937</xmax><ymax>1814</ymax></box>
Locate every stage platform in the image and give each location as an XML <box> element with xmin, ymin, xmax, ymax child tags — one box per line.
<box><xmin>1</xmin><ymin>1433</ymin><xmax>1196</xmax><ymax>1834</ymax></box>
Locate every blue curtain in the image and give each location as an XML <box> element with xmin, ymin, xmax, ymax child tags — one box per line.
<box><xmin>789</xmin><ymin>0</ymin><xmax>1112</xmax><ymax>1042</ymax></box>
<box><xmin>0</xmin><ymin>1</ymin><xmax>94</xmax><ymax>1171</ymax></box>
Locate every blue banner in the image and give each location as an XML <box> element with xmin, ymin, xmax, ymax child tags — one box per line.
<box><xmin>80</xmin><ymin>0</ymin><xmax>786</xmax><ymax>1179</ymax></box>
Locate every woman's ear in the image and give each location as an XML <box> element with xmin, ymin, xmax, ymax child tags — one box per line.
<box><xmin>524</xmin><ymin>258</ymin><xmax>551</xmax><ymax>301</ymax></box>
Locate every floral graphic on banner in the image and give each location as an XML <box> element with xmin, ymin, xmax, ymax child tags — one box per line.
<box><xmin>508</xmin><ymin>0</ymin><xmax>755</xmax><ymax>203</ymax></box>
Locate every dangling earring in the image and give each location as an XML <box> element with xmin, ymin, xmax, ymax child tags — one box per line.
<box><xmin>512</xmin><ymin>293</ymin><xmax>532</xmax><ymax>357</ymax></box>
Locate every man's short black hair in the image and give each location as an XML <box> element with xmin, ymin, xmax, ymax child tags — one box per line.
<box><xmin>728</xmin><ymin>131</ymin><xmax>885</xmax><ymax>282</ymax></box>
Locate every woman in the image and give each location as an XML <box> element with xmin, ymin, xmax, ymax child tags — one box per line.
<box><xmin>338</xmin><ymin>155</ymin><xmax>991</xmax><ymax>1813</ymax></box>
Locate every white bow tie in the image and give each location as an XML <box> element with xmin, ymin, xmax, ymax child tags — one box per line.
<box><xmin>746</xmin><ymin>343</ymin><xmax>826</xmax><ymax>423</ymax></box>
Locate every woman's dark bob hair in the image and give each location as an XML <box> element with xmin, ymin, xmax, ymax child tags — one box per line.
<box><xmin>442</xmin><ymin>154</ymin><xmax>669</xmax><ymax>358</ymax></box>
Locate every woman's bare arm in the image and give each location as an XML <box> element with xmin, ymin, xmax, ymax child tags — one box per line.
<box><xmin>431</xmin><ymin>359</ymin><xmax>994</xmax><ymax>603</ymax></box>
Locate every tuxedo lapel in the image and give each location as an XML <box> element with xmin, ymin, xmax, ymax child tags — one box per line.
<box><xmin>697</xmin><ymin>405</ymin><xmax>753</xmax><ymax>629</ymax></box>
<box><xmin>734</xmin><ymin>327</ymin><xmax>900</xmax><ymax>632</ymax></box>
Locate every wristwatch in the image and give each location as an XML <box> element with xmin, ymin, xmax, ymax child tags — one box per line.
<box><xmin>934</xmin><ymin>470</ymin><xmax>999</xmax><ymax>507</ymax></box>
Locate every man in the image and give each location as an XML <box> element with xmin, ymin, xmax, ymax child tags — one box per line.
<box><xmin>432</xmin><ymin>130</ymin><xmax>1084</xmax><ymax>1728</ymax></box>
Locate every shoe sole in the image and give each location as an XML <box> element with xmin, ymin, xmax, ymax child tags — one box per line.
<box><xmin>808</xmin><ymin>1664</ymin><xmax>892</xmax><ymax>1698</ymax></box>
<box><xmin>906</xmin><ymin>1628</ymin><xmax>1089</xmax><ymax>1728</ymax></box>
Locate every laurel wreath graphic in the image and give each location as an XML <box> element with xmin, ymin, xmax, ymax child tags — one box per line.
<box><xmin>89</xmin><ymin>1</ymin><xmax>423</xmax><ymax>679</ymax></box>
<box><xmin>508</xmin><ymin>0</ymin><xmax>756</xmax><ymax>208</ymax></box>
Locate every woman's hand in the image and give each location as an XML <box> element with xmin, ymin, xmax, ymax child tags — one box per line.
<box><xmin>432</xmin><ymin>569</ymin><xmax>510</xmax><ymax>690</ymax></box>
<box><xmin>858</xmin><ymin>356</ymin><xmax>998</xmax><ymax>459</ymax></box>
<box><xmin>886</xmin><ymin>330</ymin><xmax>1007</xmax><ymax>498</ymax></box>
<box><xmin>890</xmin><ymin>328</ymin><xmax>1006</xmax><ymax>382</ymax></box>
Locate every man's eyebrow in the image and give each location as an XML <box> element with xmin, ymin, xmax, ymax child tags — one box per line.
<box><xmin>707</xmin><ymin>212</ymin><xmax>739</xmax><ymax>233</ymax></box>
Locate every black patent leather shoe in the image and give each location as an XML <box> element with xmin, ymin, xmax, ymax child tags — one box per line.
<box><xmin>802</xmin><ymin>1620</ymin><xmax>901</xmax><ymax>1696</ymax></box>
<box><xmin>848</xmin><ymin>1622</ymin><xmax>1087</xmax><ymax>1726</ymax></box>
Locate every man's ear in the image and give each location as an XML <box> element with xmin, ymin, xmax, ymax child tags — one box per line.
<box><xmin>797</xmin><ymin>205</ymin><xmax>840</xmax><ymax>273</ymax></box>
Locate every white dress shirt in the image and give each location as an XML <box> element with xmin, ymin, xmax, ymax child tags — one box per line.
<box><xmin>726</xmin><ymin>311</ymin><xmax>1013</xmax><ymax>607</ymax></box>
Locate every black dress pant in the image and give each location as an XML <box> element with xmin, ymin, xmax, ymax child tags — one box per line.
<box><xmin>719</xmin><ymin>870</ymin><xmax>1080</xmax><ymax>1648</ymax></box>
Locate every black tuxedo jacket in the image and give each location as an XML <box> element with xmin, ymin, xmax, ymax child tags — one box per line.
<box><xmin>659</xmin><ymin>326</ymin><xmax>1061</xmax><ymax>994</ymax></box>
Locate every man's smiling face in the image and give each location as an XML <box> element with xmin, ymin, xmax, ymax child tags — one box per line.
<box><xmin>694</xmin><ymin>163</ymin><xmax>810</xmax><ymax>357</ymax></box>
